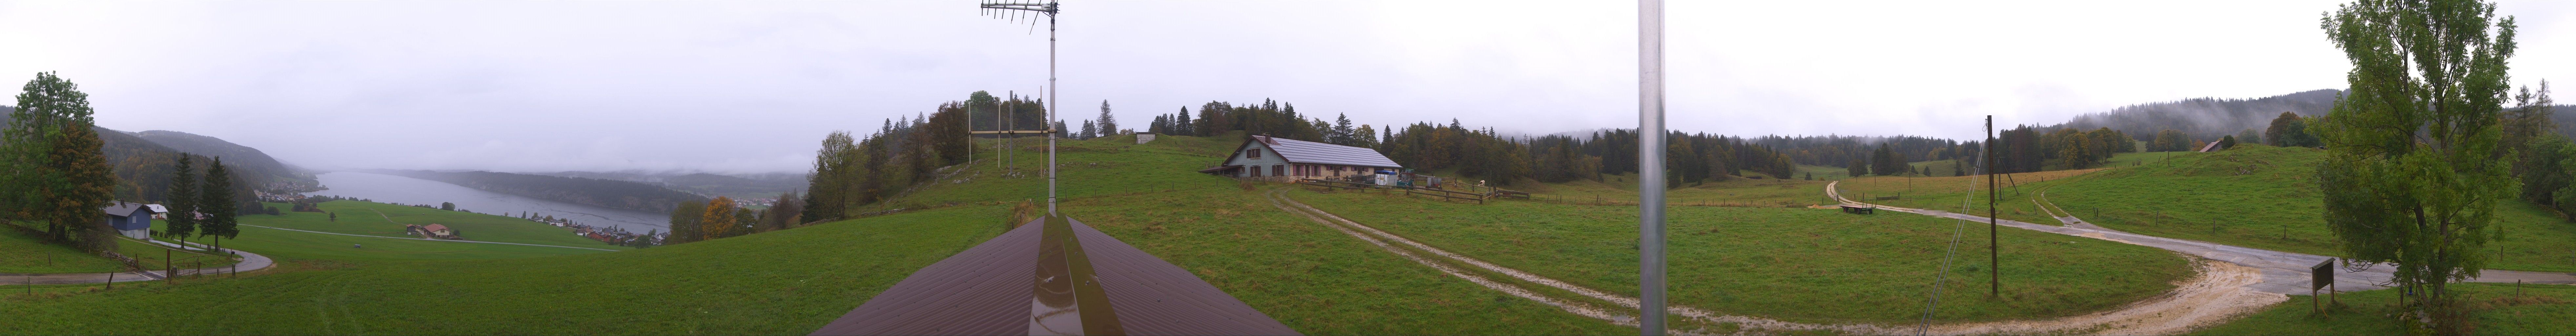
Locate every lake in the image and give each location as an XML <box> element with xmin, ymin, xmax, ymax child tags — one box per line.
<box><xmin>303</xmin><ymin>172</ymin><xmax>672</xmax><ymax>233</ymax></box>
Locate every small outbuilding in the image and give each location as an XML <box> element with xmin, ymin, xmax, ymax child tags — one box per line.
<box><xmin>102</xmin><ymin>201</ymin><xmax>161</xmax><ymax>240</ymax></box>
<box><xmin>1200</xmin><ymin>135</ymin><xmax>1402</xmax><ymax>182</ymax></box>
<box><xmin>144</xmin><ymin>204</ymin><xmax>170</xmax><ymax>220</ymax></box>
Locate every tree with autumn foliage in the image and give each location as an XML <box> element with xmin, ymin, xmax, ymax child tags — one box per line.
<box><xmin>701</xmin><ymin>196</ymin><xmax>736</xmax><ymax>239</ymax></box>
<box><xmin>3</xmin><ymin>72</ymin><xmax>120</xmax><ymax>252</ymax></box>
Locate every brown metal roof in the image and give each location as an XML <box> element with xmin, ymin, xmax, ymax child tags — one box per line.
<box><xmin>811</xmin><ymin>215</ymin><xmax>1298</xmax><ymax>336</ymax></box>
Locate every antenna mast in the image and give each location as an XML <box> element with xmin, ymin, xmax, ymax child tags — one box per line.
<box><xmin>976</xmin><ymin>0</ymin><xmax>1063</xmax><ymax>215</ymax></box>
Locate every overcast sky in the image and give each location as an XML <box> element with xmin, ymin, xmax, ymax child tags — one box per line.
<box><xmin>2</xmin><ymin>1</ymin><xmax>2569</xmax><ymax>173</ymax></box>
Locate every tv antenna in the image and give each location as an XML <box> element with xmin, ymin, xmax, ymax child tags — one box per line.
<box><xmin>971</xmin><ymin>0</ymin><xmax>1061</xmax><ymax>215</ymax></box>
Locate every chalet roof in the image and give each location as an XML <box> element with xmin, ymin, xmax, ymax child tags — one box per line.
<box><xmin>1244</xmin><ymin>136</ymin><xmax>1401</xmax><ymax>168</ymax></box>
<box><xmin>423</xmin><ymin>224</ymin><xmax>451</xmax><ymax>232</ymax></box>
<box><xmin>101</xmin><ymin>202</ymin><xmax>150</xmax><ymax>217</ymax></box>
<box><xmin>2198</xmin><ymin>141</ymin><xmax>2223</xmax><ymax>152</ymax></box>
<box><xmin>143</xmin><ymin>204</ymin><xmax>168</xmax><ymax>213</ymax></box>
<box><xmin>810</xmin><ymin>216</ymin><xmax>1298</xmax><ymax>336</ymax></box>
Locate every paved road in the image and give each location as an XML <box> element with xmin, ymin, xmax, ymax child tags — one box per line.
<box><xmin>1826</xmin><ymin>181</ymin><xmax>2576</xmax><ymax>294</ymax></box>
<box><xmin>0</xmin><ymin>241</ymin><xmax>275</xmax><ymax>285</ymax></box>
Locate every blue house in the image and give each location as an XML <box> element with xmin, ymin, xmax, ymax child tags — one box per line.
<box><xmin>103</xmin><ymin>201</ymin><xmax>159</xmax><ymax>240</ymax></box>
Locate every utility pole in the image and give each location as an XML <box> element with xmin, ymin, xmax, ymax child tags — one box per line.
<box><xmin>1637</xmin><ymin>1</ymin><xmax>1667</xmax><ymax>334</ymax></box>
<box><xmin>1986</xmin><ymin>116</ymin><xmax>1999</xmax><ymax>297</ymax></box>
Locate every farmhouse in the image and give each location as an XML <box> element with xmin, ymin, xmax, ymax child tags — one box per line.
<box><xmin>145</xmin><ymin>204</ymin><xmax>169</xmax><ymax>220</ymax></box>
<box><xmin>406</xmin><ymin>224</ymin><xmax>459</xmax><ymax>240</ymax></box>
<box><xmin>102</xmin><ymin>201</ymin><xmax>163</xmax><ymax>240</ymax></box>
<box><xmin>1199</xmin><ymin>135</ymin><xmax>1401</xmax><ymax>181</ymax></box>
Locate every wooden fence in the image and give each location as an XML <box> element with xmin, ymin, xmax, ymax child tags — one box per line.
<box><xmin>1294</xmin><ymin>178</ymin><xmax>1527</xmax><ymax>204</ymax></box>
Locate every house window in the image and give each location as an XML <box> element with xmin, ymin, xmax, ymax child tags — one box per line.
<box><xmin>1273</xmin><ymin>165</ymin><xmax>1284</xmax><ymax>177</ymax></box>
<box><xmin>1248</xmin><ymin>148</ymin><xmax>1261</xmax><ymax>158</ymax></box>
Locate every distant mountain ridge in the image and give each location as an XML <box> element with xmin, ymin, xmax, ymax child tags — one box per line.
<box><xmin>368</xmin><ymin>169</ymin><xmax>709</xmax><ymax>212</ymax></box>
<box><xmin>2039</xmin><ymin>90</ymin><xmax>2575</xmax><ymax>142</ymax></box>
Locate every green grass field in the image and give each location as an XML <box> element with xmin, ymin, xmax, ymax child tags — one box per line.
<box><xmin>886</xmin><ymin>133</ymin><xmax>1630</xmax><ymax>334</ymax></box>
<box><xmin>140</xmin><ymin>200</ymin><xmax>624</xmax><ymax>263</ymax></box>
<box><xmin>0</xmin><ymin>133</ymin><xmax>1629</xmax><ymax>335</ymax></box>
<box><xmin>242</xmin><ymin>200</ymin><xmax>631</xmax><ymax>251</ymax></box>
<box><xmin>2041</xmin><ymin>144</ymin><xmax>2576</xmax><ymax>272</ymax></box>
<box><xmin>0</xmin><ymin>222</ymin><xmax>239</xmax><ymax>274</ymax></box>
<box><xmin>2192</xmin><ymin>282</ymin><xmax>2576</xmax><ymax>335</ymax></box>
<box><xmin>0</xmin><ymin>205</ymin><xmax>1007</xmax><ymax>334</ymax></box>
<box><xmin>1511</xmin><ymin>173</ymin><xmax>1838</xmax><ymax>208</ymax></box>
<box><xmin>1284</xmin><ymin>190</ymin><xmax>2194</xmax><ymax>325</ymax></box>
<box><xmin>0</xmin><ymin>224</ymin><xmax>128</xmax><ymax>274</ymax></box>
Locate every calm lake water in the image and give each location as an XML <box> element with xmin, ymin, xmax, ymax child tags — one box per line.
<box><xmin>302</xmin><ymin>172</ymin><xmax>671</xmax><ymax>233</ymax></box>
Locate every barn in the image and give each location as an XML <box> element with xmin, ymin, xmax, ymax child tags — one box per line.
<box><xmin>1198</xmin><ymin>135</ymin><xmax>1401</xmax><ymax>182</ymax></box>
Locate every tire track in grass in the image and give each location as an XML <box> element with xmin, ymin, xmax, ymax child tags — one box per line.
<box><xmin>1283</xmin><ymin>187</ymin><xmax>2282</xmax><ymax>335</ymax></box>
<box><xmin>1268</xmin><ymin>190</ymin><xmax>1857</xmax><ymax>335</ymax></box>
<box><xmin>1259</xmin><ymin>190</ymin><xmax>1653</xmax><ymax>332</ymax></box>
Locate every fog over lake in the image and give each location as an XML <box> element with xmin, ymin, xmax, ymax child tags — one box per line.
<box><xmin>303</xmin><ymin>172</ymin><xmax>671</xmax><ymax>233</ymax></box>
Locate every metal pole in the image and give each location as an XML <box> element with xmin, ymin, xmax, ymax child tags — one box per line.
<box><xmin>1636</xmin><ymin>1</ymin><xmax>1666</xmax><ymax>334</ymax></box>
<box><xmin>1986</xmin><ymin>116</ymin><xmax>1999</xmax><ymax>297</ymax></box>
<box><xmin>1046</xmin><ymin>3</ymin><xmax>1058</xmax><ymax>216</ymax></box>
<box><xmin>1009</xmin><ymin>91</ymin><xmax>1016</xmax><ymax>176</ymax></box>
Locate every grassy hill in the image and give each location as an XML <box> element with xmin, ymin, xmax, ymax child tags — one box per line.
<box><xmin>2041</xmin><ymin>144</ymin><xmax>2576</xmax><ymax>272</ymax></box>
<box><xmin>1</xmin><ymin>205</ymin><xmax>1007</xmax><ymax>334</ymax></box>
<box><xmin>1286</xmin><ymin>190</ymin><xmax>2192</xmax><ymax>325</ymax></box>
<box><xmin>1</xmin><ymin>132</ymin><xmax>1627</xmax><ymax>334</ymax></box>
<box><xmin>0</xmin><ymin>225</ymin><xmax>239</xmax><ymax>274</ymax></box>
<box><xmin>150</xmin><ymin>200</ymin><xmax>631</xmax><ymax>263</ymax></box>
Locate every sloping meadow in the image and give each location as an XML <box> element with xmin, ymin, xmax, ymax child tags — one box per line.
<box><xmin>1286</xmin><ymin>190</ymin><xmax>2194</xmax><ymax>325</ymax></box>
<box><xmin>2043</xmin><ymin>144</ymin><xmax>2576</xmax><ymax>272</ymax></box>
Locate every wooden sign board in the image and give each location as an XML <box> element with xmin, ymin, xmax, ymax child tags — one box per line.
<box><xmin>2312</xmin><ymin>258</ymin><xmax>2335</xmax><ymax>290</ymax></box>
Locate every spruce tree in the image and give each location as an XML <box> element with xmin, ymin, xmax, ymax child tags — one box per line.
<box><xmin>1095</xmin><ymin>100</ymin><xmax>1117</xmax><ymax>136</ymax></box>
<box><xmin>198</xmin><ymin>157</ymin><xmax>239</xmax><ymax>253</ymax></box>
<box><xmin>165</xmin><ymin>156</ymin><xmax>198</xmax><ymax>244</ymax></box>
<box><xmin>1331</xmin><ymin>113</ymin><xmax>1356</xmax><ymax>145</ymax></box>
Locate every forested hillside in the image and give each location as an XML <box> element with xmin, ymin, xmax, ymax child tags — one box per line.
<box><xmin>368</xmin><ymin>169</ymin><xmax>708</xmax><ymax>212</ymax></box>
<box><xmin>2050</xmin><ymin>89</ymin><xmax>2341</xmax><ymax>140</ymax></box>
<box><xmin>132</xmin><ymin>130</ymin><xmax>313</xmax><ymax>190</ymax></box>
<box><xmin>0</xmin><ymin>106</ymin><xmax>270</xmax><ymax>203</ymax></box>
